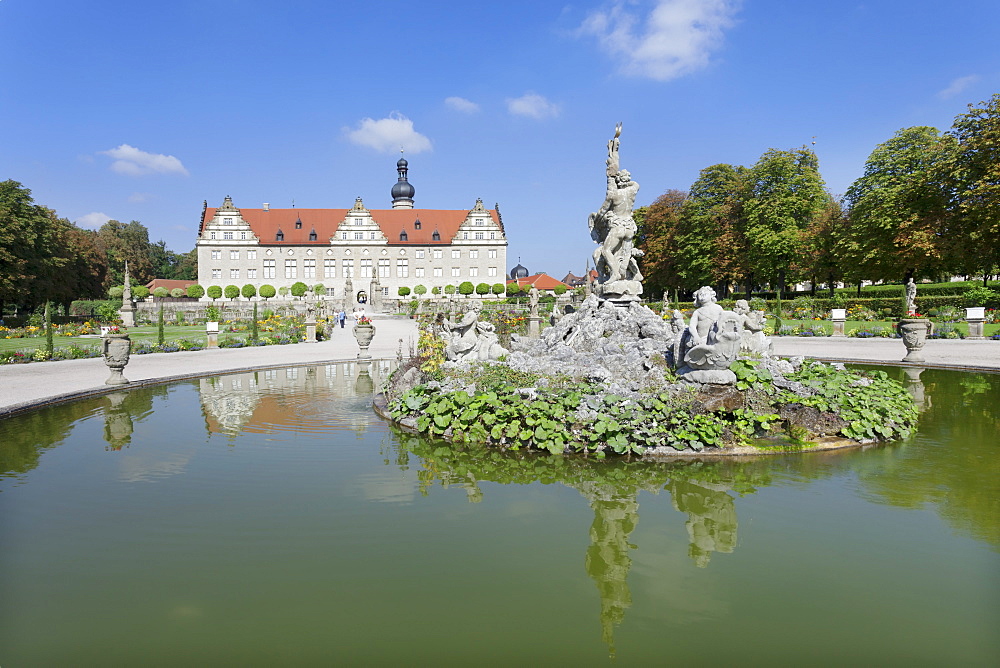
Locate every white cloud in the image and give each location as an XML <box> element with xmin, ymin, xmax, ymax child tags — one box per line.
<box><xmin>506</xmin><ymin>92</ymin><xmax>560</xmax><ymax>119</ymax></box>
<box><xmin>445</xmin><ymin>96</ymin><xmax>481</xmax><ymax>113</ymax></box>
<box><xmin>579</xmin><ymin>0</ymin><xmax>741</xmax><ymax>81</ymax></box>
<box><xmin>128</xmin><ymin>192</ymin><xmax>153</xmax><ymax>203</ymax></box>
<box><xmin>938</xmin><ymin>74</ymin><xmax>979</xmax><ymax>100</ymax></box>
<box><xmin>100</xmin><ymin>144</ymin><xmax>189</xmax><ymax>176</ymax></box>
<box><xmin>76</xmin><ymin>212</ymin><xmax>112</xmax><ymax>229</ymax></box>
<box><xmin>343</xmin><ymin>113</ymin><xmax>432</xmax><ymax>154</ymax></box>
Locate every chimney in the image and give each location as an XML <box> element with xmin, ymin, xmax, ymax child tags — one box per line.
<box><xmin>262</xmin><ymin>202</ymin><xmax>270</xmax><ymax>211</ymax></box>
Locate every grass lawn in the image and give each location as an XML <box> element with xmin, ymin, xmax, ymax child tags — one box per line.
<box><xmin>0</xmin><ymin>325</ymin><xmax>208</xmax><ymax>353</ymax></box>
<box><xmin>773</xmin><ymin>319</ymin><xmax>1000</xmax><ymax>337</ymax></box>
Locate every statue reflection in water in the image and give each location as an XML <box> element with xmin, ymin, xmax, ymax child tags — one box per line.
<box><xmin>390</xmin><ymin>435</ymin><xmax>770</xmax><ymax>657</ymax></box>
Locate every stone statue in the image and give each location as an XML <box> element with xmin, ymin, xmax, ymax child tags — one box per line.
<box><xmin>528</xmin><ymin>286</ymin><xmax>540</xmax><ymax>317</ymax></box>
<box><xmin>674</xmin><ymin>287</ymin><xmax>740</xmax><ymax>384</ymax></box>
<box><xmin>589</xmin><ymin>123</ymin><xmax>643</xmax><ymax>302</ymax></box>
<box><xmin>442</xmin><ymin>301</ymin><xmax>507</xmax><ymax>362</ymax></box>
<box><xmin>733</xmin><ymin>299</ymin><xmax>773</xmax><ymax>356</ymax></box>
<box><xmin>905</xmin><ymin>278</ymin><xmax>917</xmax><ymax>315</ymax></box>
<box><xmin>119</xmin><ymin>260</ymin><xmax>136</xmax><ymax>327</ymax></box>
<box><xmin>685</xmin><ymin>286</ymin><xmax>724</xmax><ymax>349</ymax></box>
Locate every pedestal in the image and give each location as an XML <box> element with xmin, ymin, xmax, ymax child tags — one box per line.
<box><xmin>966</xmin><ymin>319</ymin><xmax>985</xmax><ymax>340</ymax></box>
<box><xmin>528</xmin><ymin>316</ymin><xmax>541</xmax><ymax>339</ymax></box>
<box><xmin>206</xmin><ymin>322</ymin><xmax>219</xmax><ymax>349</ymax></box>
<box><xmin>119</xmin><ymin>305</ymin><xmax>136</xmax><ymax>328</ymax></box>
<box><xmin>306</xmin><ymin>321</ymin><xmax>317</xmax><ymax>342</ymax></box>
<box><xmin>831</xmin><ymin>318</ymin><xmax>846</xmax><ymax>337</ymax></box>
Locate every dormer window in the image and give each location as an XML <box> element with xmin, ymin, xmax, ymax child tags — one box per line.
<box><xmin>399</xmin><ymin>230</ymin><xmax>408</xmax><ymax>241</ymax></box>
<box><xmin>414</xmin><ymin>219</ymin><xmax>421</xmax><ymax>230</ymax></box>
<box><xmin>432</xmin><ymin>230</ymin><xmax>440</xmax><ymax>241</ymax></box>
<box><xmin>295</xmin><ymin>218</ymin><xmax>303</xmax><ymax>229</ymax></box>
<box><xmin>309</xmin><ymin>228</ymin><xmax>317</xmax><ymax>241</ymax></box>
<box><xmin>276</xmin><ymin>229</ymin><xmax>284</xmax><ymax>242</ymax></box>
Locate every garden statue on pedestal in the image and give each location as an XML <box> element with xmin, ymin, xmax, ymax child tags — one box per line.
<box><xmin>589</xmin><ymin>123</ymin><xmax>643</xmax><ymax>304</ymax></box>
<box><xmin>675</xmin><ymin>287</ymin><xmax>742</xmax><ymax>384</ymax></box>
<box><xmin>905</xmin><ymin>278</ymin><xmax>917</xmax><ymax>316</ymax></box>
<box><xmin>119</xmin><ymin>260</ymin><xmax>137</xmax><ymax>327</ymax></box>
<box><xmin>442</xmin><ymin>301</ymin><xmax>507</xmax><ymax>362</ymax></box>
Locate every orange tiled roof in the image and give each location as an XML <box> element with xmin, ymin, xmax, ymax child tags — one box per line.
<box><xmin>508</xmin><ymin>274</ymin><xmax>570</xmax><ymax>290</ymax></box>
<box><xmin>203</xmin><ymin>206</ymin><xmax>500</xmax><ymax>246</ymax></box>
<box><xmin>146</xmin><ymin>279</ymin><xmax>197</xmax><ymax>291</ymax></box>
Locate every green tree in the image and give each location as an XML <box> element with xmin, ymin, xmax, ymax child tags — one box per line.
<box><xmin>475</xmin><ymin>282</ymin><xmax>490</xmax><ymax>295</ymax></box>
<box><xmin>743</xmin><ymin>147</ymin><xmax>827</xmax><ymax>296</ymax></box>
<box><xmin>170</xmin><ymin>287</ymin><xmax>185</xmax><ymax>298</ymax></box>
<box><xmin>152</xmin><ymin>287</ymin><xmax>169</xmax><ymax>299</ymax></box>
<box><xmin>242</xmin><ymin>284</ymin><xmax>257</xmax><ymax>300</ymax></box>
<box><xmin>801</xmin><ymin>196</ymin><xmax>849</xmax><ymax>296</ymax></box>
<box><xmin>173</xmin><ymin>248</ymin><xmax>198</xmax><ymax>280</ymax></box>
<box><xmin>157</xmin><ymin>306</ymin><xmax>165</xmax><ymax>346</ymax></box>
<box><xmin>259</xmin><ymin>284</ymin><xmax>275</xmax><ymax>301</ymax></box>
<box><xmin>97</xmin><ymin>219</ymin><xmax>155</xmax><ymax>287</ymax></box>
<box><xmin>187</xmin><ymin>284</ymin><xmax>205</xmax><ymax>299</ymax></box>
<box><xmin>431</xmin><ymin>286</ymin><xmax>441</xmax><ymax>295</ymax></box>
<box><xmin>0</xmin><ymin>180</ymin><xmax>62</xmax><ymax>313</ymax></box>
<box><xmin>207</xmin><ymin>285</ymin><xmax>222</xmax><ymax>302</ymax></box>
<box><xmin>444</xmin><ymin>284</ymin><xmax>456</xmax><ymax>295</ymax></box>
<box><xmin>398</xmin><ymin>286</ymin><xmax>411</xmax><ymax>297</ymax></box>
<box><xmin>459</xmin><ymin>281</ymin><xmax>475</xmax><ymax>296</ymax></box>
<box><xmin>224</xmin><ymin>285</ymin><xmax>240</xmax><ymax>301</ymax></box>
<box><xmin>844</xmin><ymin>126</ymin><xmax>954</xmax><ymax>284</ymax></box>
<box><xmin>108</xmin><ymin>286</ymin><xmax>124</xmax><ymax>299</ymax></box>
<box><xmin>313</xmin><ymin>283</ymin><xmax>325</xmax><ymax>295</ymax></box>
<box><xmin>675</xmin><ymin>165</ymin><xmax>747</xmax><ymax>292</ymax></box>
<box><xmin>635</xmin><ymin>191</ymin><xmax>687</xmax><ymax>295</ymax></box>
<box><xmin>492</xmin><ymin>283</ymin><xmax>505</xmax><ymax>295</ymax></box>
<box><xmin>278</xmin><ymin>286</ymin><xmax>290</xmax><ymax>298</ymax></box>
<box><xmin>944</xmin><ymin>94</ymin><xmax>1000</xmax><ymax>283</ymax></box>
<box><xmin>553</xmin><ymin>284</ymin><xmax>567</xmax><ymax>295</ymax></box>
<box><xmin>290</xmin><ymin>281</ymin><xmax>308</xmax><ymax>298</ymax></box>
<box><xmin>413</xmin><ymin>284</ymin><xmax>427</xmax><ymax>297</ymax></box>
<box><xmin>133</xmin><ymin>285</ymin><xmax>150</xmax><ymax>300</ymax></box>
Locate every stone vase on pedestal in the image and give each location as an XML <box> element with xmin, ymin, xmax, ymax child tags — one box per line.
<box><xmin>831</xmin><ymin>308</ymin><xmax>847</xmax><ymax>337</ymax></box>
<box><xmin>899</xmin><ymin>318</ymin><xmax>933</xmax><ymax>362</ymax></box>
<box><xmin>102</xmin><ymin>331</ymin><xmax>131</xmax><ymax>385</ymax></box>
<box><xmin>353</xmin><ymin>323</ymin><xmax>375</xmax><ymax>359</ymax></box>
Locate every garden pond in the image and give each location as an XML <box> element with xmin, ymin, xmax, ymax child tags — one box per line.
<box><xmin>0</xmin><ymin>361</ymin><xmax>997</xmax><ymax>665</ymax></box>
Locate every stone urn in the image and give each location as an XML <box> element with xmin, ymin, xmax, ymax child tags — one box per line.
<box><xmin>102</xmin><ymin>330</ymin><xmax>131</xmax><ymax>385</ymax></box>
<box><xmin>899</xmin><ymin>318</ymin><xmax>933</xmax><ymax>363</ymax></box>
<box><xmin>352</xmin><ymin>322</ymin><xmax>376</xmax><ymax>359</ymax></box>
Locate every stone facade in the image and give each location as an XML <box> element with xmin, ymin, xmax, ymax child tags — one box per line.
<box><xmin>196</xmin><ymin>162</ymin><xmax>508</xmax><ymax>305</ymax></box>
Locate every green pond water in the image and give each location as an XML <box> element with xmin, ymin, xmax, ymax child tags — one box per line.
<box><xmin>1</xmin><ymin>362</ymin><xmax>997</xmax><ymax>666</ymax></box>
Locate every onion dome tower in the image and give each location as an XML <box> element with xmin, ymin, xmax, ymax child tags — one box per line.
<box><xmin>391</xmin><ymin>154</ymin><xmax>415</xmax><ymax>209</ymax></box>
<box><xmin>510</xmin><ymin>259</ymin><xmax>529</xmax><ymax>280</ymax></box>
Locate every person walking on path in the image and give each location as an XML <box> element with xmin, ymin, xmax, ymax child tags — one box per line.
<box><xmin>338</xmin><ymin>309</ymin><xmax>346</xmax><ymax>328</ymax></box>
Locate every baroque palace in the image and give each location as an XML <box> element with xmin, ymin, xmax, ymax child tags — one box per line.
<box><xmin>196</xmin><ymin>158</ymin><xmax>509</xmax><ymax>303</ymax></box>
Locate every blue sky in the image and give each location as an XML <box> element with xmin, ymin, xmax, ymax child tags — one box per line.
<box><xmin>2</xmin><ymin>0</ymin><xmax>997</xmax><ymax>278</ymax></box>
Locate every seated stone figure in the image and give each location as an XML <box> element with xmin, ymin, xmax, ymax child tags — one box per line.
<box><xmin>684</xmin><ymin>310</ymin><xmax>742</xmax><ymax>371</ymax></box>
<box><xmin>442</xmin><ymin>301</ymin><xmax>507</xmax><ymax>362</ymax></box>
<box><xmin>733</xmin><ymin>299</ymin><xmax>773</xmax><ymax>356</ymax></box>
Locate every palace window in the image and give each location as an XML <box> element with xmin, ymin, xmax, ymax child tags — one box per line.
<box><xmin>414</xmin><ymin>219</ymin><xmax>421</xmax><ymax>229</ymax></box>
<box><xmin>433</xmin><ymin>267</ymin><xmax>443</xmax><ymax>278</ymax></box>
<box><xmin>210</xmin><ymin>232</ymin><xmax>216</xmax><ymax>239</ymax></box>
<box><xmin>211</xmin><ymin>250</ymin><xmax>221</xmax><ymax>260</ymax></box>
<box><xmin>230</xmin><ymin>250</ymin><xmax>239</xmax><ymax>260</ymax></box>
<box><xmin>475</xmin><ymin>218</ymin><xmax>484</xmax><ymax>226</ymax></box>
<box><xmin>469</xmin><ymin>250</ymin><xmax>478</xmax><ymax>259</ymax></box>
<box><xmin>370</xmin><ymin>232</ymin><xmax>377</xmax><ymax>240</ymax></box>
<box><xmin>462</xmin><ymin>232</ymin><xmax>468</xmax><ymax>239</ymax></box>
<box><xmin>488</xmin><ymin>267</ymin><xmax>498</xmax><ymax>277</ymax></box>
<box><xmin>224</xmin><ymin>217</ymin><xmax>233</xmax><ymax>225</ymax></box>
<box><xmin>285</xmin><ymin>259</ymin><xmax>297</xmax><ymax>279</ymax></box>
<box><xmin>295</xmin><ymin>218</ymin><xmax>302</xmax><ymax>229</ymax></box>
<box><xmin>276</xmin><ymin>230</ymin><xmax>284</xmax><ymax>242</ymax></box>
<box><xmin>490</xmin><ymin>232</ymin><xmax>496</xmax><ymax>239</ymax></box>
<box><xmin>452</xmin><ymin>250</ymin><xmax>460</xmax><ymax>259</ymax></box>
<box><xmin>415</xmin><ymin>250</ymin><xmax>425</xmax><ymax>259</ymax></box>
<box><xmin>360</xmin><ymin>258</ymin><xmax>372</xmax><ymax>278</ymax></box>
<box><xmin>451</xmin><ymin>267</ymin><xmax>460</xmax><ymax>277</ymax></box>
<box><xmin>488</xmin><ymin>249</ymin><xmax>497</xmax><ymax>259</ymax></box>
<box><xmin>223</xmin><ymin>232</ymin><xmax>233</xmax><ymax>240</ymax></box>
<box><xmin>378</xmin><ymin>258</ymin><xmax>390</xmax><ymax>277</ymax></box>
<box><xmin>240</xmin><ymin>232</ymin><xmax>247</xmax><ymax>240</ymax></box>
<box><xmin>247</xmin><ymin>250</ymin><xmax>257</xmax><ymax>260</ymax></box>
<box><xmin>324</xmin><ymin>259</ymin><xmax>336</xmax><ymax>278</ymax></box>
<box><xmin>469</xmin><ymin>267</ymin><xmax>478</xmax><ymax>277</ymax></box>
<box><xmin>354</xmin><ymin>232</ymin><xmax>364</xmax><ymax>240</ymax></box>
<box><xmin>247</xmin><ymin>269</ymin><xmax>257</xmax><ymax>279</ymax></box>
<box><xmin>212</xmin><ymin>269</ymin><xmax>221</xmax><ymax>279</ymax></box>
<box><xmin>432</xmin><ymin>249</ymin><xmax>442</xmax><ymax>260</ymax></box>
<box><xmin>432</xmin><ymin>230</ymin><xmax>440</xmax><ymax>241</ymax></box>
<box><xmin>475</xmin><ymin>232</ymin><xmax>484</xmax><ymax>240</ymax></box>
<box><xmin>326</xmin><ymin>288</ymin><xmax>336</xmax><ymax>297</ymax></box>
<box><xmin>414</xmin><ymin>267</ymin><xmax>424</xmax><ymax>278</ymax></box>
<box><xmin>342</xmin><ymin>259</ymin><xmax>354</xmax><ymax>277</ymax></box>
<box><xmin>263</xmin><ymin>259</ymin><xmax>276</xmax><ymax>278</ymax></box>
<box><xmin>230</xmin><ymin>269</ymin><xmax>239</xmax><ymax>279</ymax></box>
<box><xmin>303</xmin><ymin>258</ymin><xmax>316</xmax><ymax>279</ymax></box>
<box><xmin>399</xmin><ymin>230</ymin><xmax>408</xmax><ymax>241</ymax></box>
<box><xmin>396</xmin><ymin>259</ymin><xmax>408</xmax><ymax>278</ymax></box>
<box><xmin>309</xmin><ymin>229</ymin><xmax>317</xmax><ymax>241</ymax></box>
